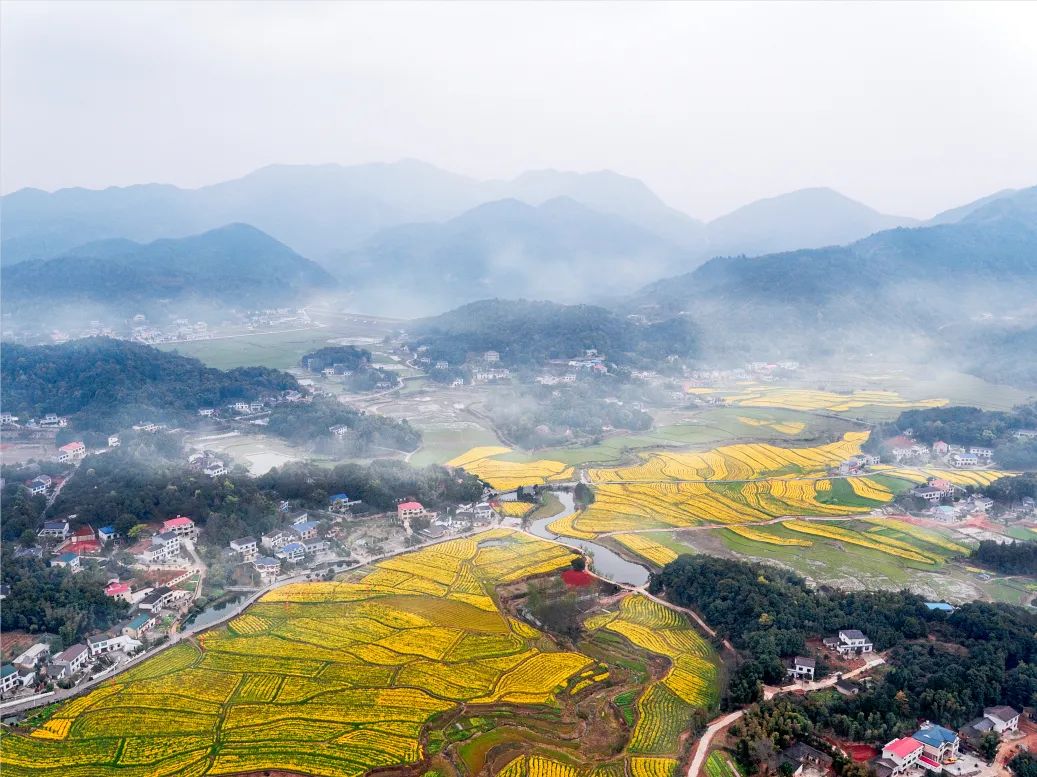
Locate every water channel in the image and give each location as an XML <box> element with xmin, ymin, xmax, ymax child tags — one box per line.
<box><xmin>527</xmin><ymin>491</ymin><xmax>650</xmax><ymax>587</ymax></box>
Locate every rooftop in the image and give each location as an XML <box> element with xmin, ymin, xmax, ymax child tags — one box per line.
<box><xmin>398</xmin><ymin>501</ymin><xmax>423</xmax><ymax>511</ymax></box>
<box><xmin>885</xmin><ymin>738</ymin><xmax>923</xmax><ymax>759</ymax></box>
<box><xmin>913</xmin><ymin>724</ymin><xmax>959</xmax><ymax>747</ymax></box>
<box><xmin>985</xmin><ymin>705</ymin><xmax>1019</xmax><ymax>722</ymax></box>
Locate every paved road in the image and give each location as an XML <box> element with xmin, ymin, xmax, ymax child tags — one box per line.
<box><xmin>763</xmin><ymin>655</ymin><xmax>885</xmax><ymax>699</ymax></box>
<box><xmin>687</xmin><ymin>710</ymin><xmax>746</xmax><ymax>777</ymax></box>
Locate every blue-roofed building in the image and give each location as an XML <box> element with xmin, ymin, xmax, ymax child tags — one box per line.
<box><xmin>924</xmin><ymin>602</ymin><xmax>955</xmax><ymax>613</ymax></box>
<box><xmin>330</xmin><ymin>493</ymin><xmax>349</xmax><ymax>502</ymax></box>
<box><xmin>98</xmin><ymin>526</ymin><xmax>116</xmax><ymax>543</ymax></box>
<box><xmin>276</xmin><ymin>542</ymin><xmax>306</xmax><ymax>563</ymax></box>
<box><xmin>913</xmin><ymin>723</ymin><xmax>960</xmax><ymax>763</ymax></box>
<box><xmin>292</xmin><ymin>520</ymin><xmax>320</xmax><ymax>540</ymax></box>
<box><xmin>50</xmin><ymin>552</ymin><xmax>81</xmax><ymax>572</ymax></box>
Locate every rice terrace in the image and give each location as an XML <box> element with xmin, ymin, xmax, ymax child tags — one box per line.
<box><xmin>0</xmin><ymin>529</ymin><xmax>721</xmax><ymax>777</ymax></box>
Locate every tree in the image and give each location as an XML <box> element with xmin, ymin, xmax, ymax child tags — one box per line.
<box><xmin>979</xmin><ymin>731</ymin><xmax>1001</xmax><ymax>762</ymax></box>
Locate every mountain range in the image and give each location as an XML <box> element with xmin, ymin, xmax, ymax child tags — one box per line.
<box><xmin>2</xmin><ymin>159</ymin><xmax>937</xmax><ymax>270</ymax></box>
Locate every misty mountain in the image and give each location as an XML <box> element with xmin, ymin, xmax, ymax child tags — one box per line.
<box><xmin>925</xmin><ymin>188</ymin><xmax>1019</xmax><ymax>225</ymax></box>
<box><xmin>0</xmin><ymin>223</ymin><xmax>334</xmax><ymax>310</ymax></box>
<box><xmin>335</xmin><ymin>197</ymin><xmax>698</xmax><ymax>312</ymax></box>
<box><xmin>631</xmin><ymin>186</ymin><xmax>1037</xmax><ymax>363</ymax></box>
<box><xmin>3</xmin><ymin>161</ymin><xmax>950</xmax><ymax>271</ymax></box>
<box><xmin>703</xmin><ymin>187</ymin><xmax>917</xmax><ymax>257</ymax></box>
<box><xmin>0</xmin><ymin>337</ymin><xmax>298</xmax><ymax>431</ymax></box>
<box><xmin>409</xmin><ymin>298</ymin><xmax>698</xmax><ymax>366</ymax></box>
<box><xmin>485</xmin><ymin>169</ymin><xmax>706</xmax><ymax>248</ymax></box>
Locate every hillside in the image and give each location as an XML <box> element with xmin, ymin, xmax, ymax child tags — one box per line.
<box><xmin>409</xmin><ymin>298</ymin><xmax>698</xmax><ymax>366</ymax></box>
<box><xmin>0</xmin><ymin>337</ymin><xmax>298</xmax><ymax>431</ymax></box>
<box><xmin>631</xmin><ymin>187</ymin><xmax>1037</xmax><ymax>364</ymax></box>
<box><xmin>0</xmin><ymin>223</ymin><xmax>334</xmax><ymax>311</ymax></box>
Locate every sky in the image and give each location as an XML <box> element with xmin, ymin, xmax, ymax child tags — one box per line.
<box><xmin>2</xmin><ymin>1</ymin><xmax>1036</xmax><ymax>220</ymax></box>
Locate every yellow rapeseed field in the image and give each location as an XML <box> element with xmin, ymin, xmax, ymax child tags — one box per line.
<box><xmin>2</xmin><ymin>530</ymin><xmax>594</xmax><ymax>777</ymax></box>
<box><xmin>448</xmin><ymin>447</ymin><xmax>575</xmax><ymax>490</ymax></box>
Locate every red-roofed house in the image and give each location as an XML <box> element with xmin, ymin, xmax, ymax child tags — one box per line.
<box><xmin>57</xmin><ymin>441</ymin><xmax>87</xmax><ymax>464</ymax></box>
<box><xmin>162</xmin><ymin>515</ymin><xmax>197</xmax><ymax>538</ymax></box>
<box><xmin>104</xmin><ymin>581</ymin><xmax>133</xmax><ymax>603</ymax></box>
<box><xmin>397</xmin><ymin>501</ymin><xmax>426</xmax><ymax>520</ymax></box>
<box><xmin>879</xmin><ymin>737</ymin><xmax>924</xmax><ymax>775</ymax></box>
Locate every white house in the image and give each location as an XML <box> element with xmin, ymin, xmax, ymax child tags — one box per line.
<box><xmin>0</xmin><ymin>664</ymin><xmax>20</xmax><ymax>693</ymax></box>
<box><xmin>57</xmin><ymin>441</ymin><xmax>87</xmax><ymax>463</ymax></box>
<box><xmin>51</xmin><ymin>644</ymin><xmax>90</xmax><ymax>675</ymax></box>
<box><xmin>983</xmin><ymin>706</ymin><xmax>1020</xmax><ymax>733</ymax></box>
<box><xmin>253</xmin><ymin>556</ymin><xmax>281</xmax><ymax>580</ymax></box>
<box><xmin>951</xmin><ymin>453</ymin><xmax>979</xmax><ymax>468</ymax></box>
<box><xmin>877</xmin><ymin>737</ymin><xmax>924</xmax><ymax>776</ymax></box>
<box><xmin>397</xmin><ymin>501</ymin><xmax>426</xmax><ymax>521</ymax></box>
<box><xmin>50</xmin><ymin>552</ymin><xmax>81</xmax><ymax>572</ymax></box>
<box><xmin>261</xmin><ymin>529</ymin><xmax>297</xmax><ymax>552</ymax></box>
<box><xmin>13</xmin><ymin>643</ymin><xmax>50</xmax><ymax>671</ymax></box>
<box><xmin>87</xmin><ymin>632</ymin><xmax>141</xmax><ymax>656</ymax></box>
<box><xmin>108</xmin><ymin>435</ymin><xmax>120</xmax><ymax>448</ymax></box>
<box><xmin>161</xmin><ymin>515</ymin><xmax>197</xmax><ymax>538</ymax></box>
<box><xmin>275</xmin><ymin>542</ymin><xmax>306</xmax><ymax>563</ymax></box>
<box><xmin>230</xmin><ymin>536</ymin><xmax>259</xmax><ymax>560</ymax></box>
<box><xmin>969</xmin><ymin>446</ymin><xmax>994</xmax><ymax>460</ymax></box>
<box><xmin>37</xmin><ymin>518</ymin><xmax>69</xmax><ymax>539</ymax></box>
<box><xmin>28</xmin><ymin>475</ymin><xmax>53</xmax><ymax>496</ymax></box>
<box><xmin>787</xmin><ymin>656</ymin><xmax>816</xmax><ymax>681</ymax></box>
<box><xmin>825</xmin><ymin>629</ymin><xmax>873</xmax><ymax>655</ymax></box>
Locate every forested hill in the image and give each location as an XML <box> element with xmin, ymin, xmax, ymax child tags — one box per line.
<box><xmin>408</xmin><ymin>298</ymin><xmax>699</xmax><ymax>366</ymax></box>
<box><xmin>0</xmin><ymin>337</ymin><xmax>298</xmax><ymax>431</ymax></box>
<box><xmin>0</xmin><ymin>223</ymin><xmax>334</xmax><ymax>310</ymax></box>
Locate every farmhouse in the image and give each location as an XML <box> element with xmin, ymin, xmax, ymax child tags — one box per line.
<box><xmin>824</xmin><ymin>629</ymin><xmax>873</xmax><ymax>655</ymax></box>
<box><xmin>28</xmin><ymin>475</ymin><xmax>53</xmax><ymax>496</ymax></box>
<box><xmin>230</xmin><ymin>536</ymin><xmax>259</xmax><ymax>560</ymax></box>
<box><xmin>122</xmin><ymin>613</ymin><xmax>158</xmax><ymax>640</ymax></box>
<box><xmin>913</xmin><ymin>486</ymin><xmax>943</xmax><ymax>503</ymax></box>
<box><xmin>969</xmin><ymin>446</ymin><xmax>994</xmax><ymax>460</ymax></box>
<box><xmin>51</xmin><ymin>644</ymin><xmax>90</xmax><ymax>675</ymax></box>
<box><xmin>276</xmin><ymin>542</ymin><xmax>306</xmax><ymax>563</ymax></box>
<box><xmin>104</xmin><ymin>581</ymin><xmax>133</xmax><ymax>602</ymax></box>
<box><xmin>261</xmin><ymin>529</ymin><xmax>297</xmax><ymax>552</ymax></box>
<box><xmin>57</xmin><ymin>441</ymin><xmax>87</xmax><ymax>463</ymax></box>
<box><xmin>397</xmin><ymin>501</ymin><xmax>427</xmax><ymax>521</ymax></box>
<box><xmin>253</xmin><ymin>556</ymin><xmax>281</xmax><ymax>580</ymax></box>
<box><xmin>37</xmin><ymin>518</ymin><xmax>69</xmax><ymax>539</ymax></box>
<box><xmin>980</xmin><ymin>706</ymin><xmax>1020</xmax><ymax>733</ymax></box>
<box><xmin>779</xmin><ymin>743</ymin><xmax>833</xmax><ymax>777</ymax></box>
<box><xmin>292</xmin><ymin>520</ymin><xmax>319</xmax><ymax>540</ymax></box>
<box><xmin>787</xmin><ymin>656</ymin><xmax>816</xmax><ymax>681</ymax></box>
<box><xmin>13</xmin><ymin>643</ymin><xmax>50</xmax><ymax>671</ymax></box>
<box><xmin>162</xmin><ymin>515</ymin><xmax>197</xmax><ymax>538</ymax></box>
<box><xmin>872</xmin><ymin>737</ymin><xmax>924</xmax><ymax>777</ymax></box>
<box><xmin>951</xmin><ymin>453</ymin><xmax>979</xmax><ymax>468</ymax></box>
<box><xmin>1</xmin><ymin>664</ymin><xmax>21</xmax><ymax>694</ymax></box>
<box><xmin>50</xmin><ymin>551</ymin><xmax>81</xmax><ymax>572</ymax></box>
<box><xmin>87</xmin><ymin>632</ymin><xmax>141</xmax><ymax>656</ymax></box>
<box><xmin>912</xmin><ymin>723</ymin><xmax>960</xmax><ymax>765</ymax></box>
<box><xmin>137</xmin><ymin>586</ymin><xmax>190</xmax><ymax>612</ymax></box>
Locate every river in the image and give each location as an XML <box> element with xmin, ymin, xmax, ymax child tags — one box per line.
<box><xmin>527</xmin><ymin>491</ymin><xmax>650</xmax><ymax>587</ymax></box>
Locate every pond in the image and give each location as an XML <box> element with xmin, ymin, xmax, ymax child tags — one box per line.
<box><xmin>182</xmin><ymin>593</ymin><xmax>248</xmax><ymax>630</ymax></box>
<box><xmin>528</xmin><ymin>491</ymin><xmax>650</xmax><ymax>587</ymax></box>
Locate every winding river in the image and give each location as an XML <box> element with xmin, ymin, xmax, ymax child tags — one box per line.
<box><xmin>527</xmin><ymin>491</ymin><xmax>650</xmax><ymax>587</ymax></box>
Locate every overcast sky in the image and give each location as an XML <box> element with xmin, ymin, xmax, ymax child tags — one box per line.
<box><xmin>2</xmin><ymin>1</ymin><xmax>1036</xmax><ymax>220</ymax></box>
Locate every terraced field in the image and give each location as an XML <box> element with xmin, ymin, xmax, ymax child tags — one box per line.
<box><xmin>3</xmin><ymin>530</ymin><xmax>722</xmax><ymax>777</ymax></box>
<box><xmin>1</xmin><ymin>530</ymin><xmax>599</xmax><ymax>777</ymax></box>
<box><xmin>448</xmin><ymin>446</ymin><xmax>576</xmax><ymax>490</ymax></box>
